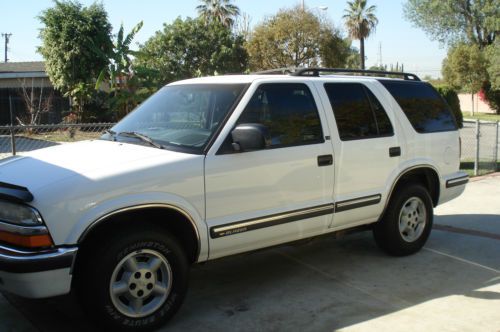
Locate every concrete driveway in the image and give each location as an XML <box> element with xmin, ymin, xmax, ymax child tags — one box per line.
<box><xmin>2</xmin><ymin>174</ymin><xmax>500</xmax><ymax>332</ymax></box>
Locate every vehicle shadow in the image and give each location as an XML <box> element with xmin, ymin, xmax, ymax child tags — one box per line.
<box><xmin>3</xmin><ymin>214</ymin><xmax>500</xmax><ymax>332</ymax></box>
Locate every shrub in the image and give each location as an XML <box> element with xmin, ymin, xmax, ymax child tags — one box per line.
<box><xmin>435</xmin><ymin>85</ymin><xmax>463</xmax><ymax>128</ymax></box>
<box><xmin>481</xmin><ymin>81</ymin><xmax>500</xmax><ymax>115</ymax></box>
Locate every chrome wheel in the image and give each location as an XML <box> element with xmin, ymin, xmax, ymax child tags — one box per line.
<box><xmin>109</xmin><ymin>249</ymin><xmax>172</xmax><ymax>318</ymax></box>
<box><xmin>398</xmin><ymin>197</ymin><xmax>427</xmax><ymax>242</ymax></box>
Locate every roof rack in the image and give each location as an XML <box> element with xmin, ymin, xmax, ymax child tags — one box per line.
<box><xmin>291</xmin><ymin>67</ymin><xmax>421</xmax><ymax>81</ymax></box>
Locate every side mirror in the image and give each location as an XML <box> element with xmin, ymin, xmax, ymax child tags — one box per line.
<box><xmin>231</xmin><ymin>123</ymin><xmax>269</xmax><ymax>152</ymax></box>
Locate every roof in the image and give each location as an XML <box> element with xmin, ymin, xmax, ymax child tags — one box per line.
<box><xmin>170</xmin><ymin>68</ymin><xmax>420</xmax><ymax>85</ymax></box>
<box><xmin>0</xmin><ymin>61</ymin><xmax>45</xmax><ymax>73</ymax></box>
<box><xmin>170</xmin><ymin>74</ymin><xmax>411</xmax><ymax>86</ymax></box>
<box><xmin>0</xmin><ymin>62</ymin><xmax>48</xmax><ymax>82</ymax></box>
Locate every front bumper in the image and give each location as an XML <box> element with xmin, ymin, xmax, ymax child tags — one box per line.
<box><xmin>0</xmin><ymin>244</ymin><xmax>77</xmax><ymax>298</ymax></box>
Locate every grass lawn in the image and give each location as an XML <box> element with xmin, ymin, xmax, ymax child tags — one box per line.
<box><xmin>460</xmin><ymin>161</ymin><xmax>499</xmax><ymax>176</ymax></box>
<box><xmin>463</xmin><ymin>113</ymin><xmax>500</xmax><ymax>122</ymax></box>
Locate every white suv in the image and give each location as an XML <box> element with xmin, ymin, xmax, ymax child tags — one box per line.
<box><xmin>0</xmin><ymin>68</ymin><xmax>468</xmax><ymax>330</ymax></box>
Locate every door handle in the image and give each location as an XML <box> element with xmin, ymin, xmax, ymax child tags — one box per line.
<box><xmin>389</xmin><ymin>147</ymin><xmax>401</xmax><ymax>157</ymax></box>
<box><xmin>317</xmin><ymin>154</ymin><xmax>333</xmax><ymax>167</ymax></box>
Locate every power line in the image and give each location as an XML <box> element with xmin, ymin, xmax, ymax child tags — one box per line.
<box><xmin>1</xmin><ymin>33</ymin><xmax>12</xmax><ymax>63</ymax></box>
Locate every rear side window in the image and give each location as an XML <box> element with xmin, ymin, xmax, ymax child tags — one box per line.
<box><xmin>324</xmin><ymin>83</ymin><xmax>394</xmax><ymax>141</ymax></box>
<box><xmin>236</xmin><ymin>83</ymin><xmax>323</xmax><ymax>148</ymax></box>
<box><xmin>379</xmin><ymin>80</ymin><xmax>457</xmax><ymax>133</ymax></box>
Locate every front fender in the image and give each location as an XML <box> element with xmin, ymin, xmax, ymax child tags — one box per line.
<box><xmin>65</xmin><ymin>192</ymin><xmax>208</xmax><ymax>262</ymax></box>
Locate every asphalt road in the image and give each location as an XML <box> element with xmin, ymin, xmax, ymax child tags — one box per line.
<box><xmin>1</xmin><ymin>174</ymin><xmax>500</xmax><ymax>332</ymax></box>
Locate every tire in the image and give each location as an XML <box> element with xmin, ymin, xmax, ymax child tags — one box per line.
<box><xmin>373</xmin><ymin>184</ymin><xmax>433</xmax><ymax>256</ymax></box>
<box><xmin>75</xmin><ymin>227</ymin><xmax>189</xmax><ymax>331</ymax></box>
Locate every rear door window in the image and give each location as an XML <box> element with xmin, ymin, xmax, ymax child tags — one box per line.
<box><xmin>324</xmin><ymin>83</ymin><xmax>394</xmax><ymax>141</ymax></box>
<box><xmin>379</xmin><ymin>80</ymin><xmax>457</xmax><ymax>133</ymax></box>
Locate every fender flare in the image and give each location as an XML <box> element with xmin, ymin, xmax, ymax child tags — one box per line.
<box><xmin>77</xmin><ymin>203</ymin><xmax>202</xmax><ymax>261</ymax></box>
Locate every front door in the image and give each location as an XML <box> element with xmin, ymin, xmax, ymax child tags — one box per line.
<box><xmin>205</xmin><ymin>82</ymin><xmax>335</xmax><ymax>259</ymax></box>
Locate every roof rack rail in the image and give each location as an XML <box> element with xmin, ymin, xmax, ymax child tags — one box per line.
<box><xmin>291</xmin><ymin>67</ymin><xmax>421</xmax><ymax>81</ymax></box>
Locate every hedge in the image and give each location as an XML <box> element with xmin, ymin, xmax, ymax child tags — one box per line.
<box><xmin>435</xmin><ymin>85</ymin><xmax>463</xmax><ymax>128</ymax></box>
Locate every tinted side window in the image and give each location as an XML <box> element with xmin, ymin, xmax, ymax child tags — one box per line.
<box><xmin>236</xmin><ymin>83</ymin><xmax>323</xmax><ymax>148</ymax></box>
<box><xmin>366</xmin><ymin>88</ymin><xmax>393</xmax><ymax>136</ymax></box>
<box><xmin>324</xmin><ymin>83</ymin><xmax>394</xmax><ymax>140</ymax></box>
<box><xmin>380</xmin><ymin>80</ymin><xmax>457</xmax><ymax>133</ymax></box>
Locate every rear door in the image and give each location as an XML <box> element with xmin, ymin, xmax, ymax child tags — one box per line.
<box><xmin>317</xmin><ymin>81</ymin><xmax>400</xmax><ymax>228</ymax></box>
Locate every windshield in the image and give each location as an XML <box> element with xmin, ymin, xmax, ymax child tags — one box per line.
<box><xmin>105</xmin><ymin>84</ymin><xmax>247</xmax><ymax>152</ymax></box>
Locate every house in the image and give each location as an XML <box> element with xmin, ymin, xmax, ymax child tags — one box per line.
<box><xmin>0</xmin><ymin>62</ymin><xmax>68</xmax><ymax>125</ymax></box>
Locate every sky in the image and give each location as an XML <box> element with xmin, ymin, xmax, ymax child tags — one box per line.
<box><xmin>0</xmin><ymin>0</ymin><xmax>447</xmax><ymax>78</ymax></box>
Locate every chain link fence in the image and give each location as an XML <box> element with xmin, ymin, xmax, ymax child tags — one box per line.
<box><xmin>0</xmin><ymin>123</ymin><xmax>114</xmax><ymax>160</ymax></box>
<box><xmin>460</xmin><ymin>119</ymin><xmax>499</xmax><ymax>176</ymax></box>
<box><xmin>0</xmin><ymin>120</ymin><xmax>498</xmax><ymax>176</ymax></box>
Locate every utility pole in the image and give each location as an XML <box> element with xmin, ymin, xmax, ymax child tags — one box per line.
<box><xmin>2</xmin><ymin>33</ymin><xmax>12</xmax><ymax>62</ymax></box>
<box><xmin>377</xmin><ymin>42</ymin><xmax>383</xmax><ymax>68</ymax></box>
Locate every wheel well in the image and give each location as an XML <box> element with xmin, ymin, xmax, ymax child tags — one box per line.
<box><xmin>76</xmin><ymin>207</ymin><xmax>200</xmax><ymax>265</ymax></box>
<box><xmin>392</xmin><ymin>167</ymin><xmax>440</xmax><ymax>207</ymax></box>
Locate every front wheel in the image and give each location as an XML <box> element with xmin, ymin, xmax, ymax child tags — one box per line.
<box><xmin>76</xmin><ymin>228</ymin><xmax>189</xmax><ymax>331</ymax></box>
<box><xmin>373</xmin><ymin>184</ymin><xmax>433</xmax><ymax>256</ymax></box>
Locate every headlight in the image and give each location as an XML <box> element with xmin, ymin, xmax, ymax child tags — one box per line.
<box><xmin>0</xmin><ymin>200</ymin><xmax>43</xmax><ymax>226</ymax></box>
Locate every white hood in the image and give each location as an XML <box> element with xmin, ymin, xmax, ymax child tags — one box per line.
<box><xmin>0</xmin><ymin>140</ymin><xmax>195</xmax><ymax>192</ymax></box>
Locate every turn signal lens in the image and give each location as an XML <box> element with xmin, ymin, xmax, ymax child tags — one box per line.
<box><xmin>0</xmin><ymin>231</ymin><xmax>53</xmax><ymax>248</ymax></box>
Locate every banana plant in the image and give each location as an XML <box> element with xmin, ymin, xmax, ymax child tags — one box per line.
<box><xmin>96</xmin><ymin>21</ymin><xmax>143</xmax><ymax>91</ymax></box>
<box><xmin>95</xmin><ymin>21</ymin><xmax>144</xmax><ymax>117</ymax></box>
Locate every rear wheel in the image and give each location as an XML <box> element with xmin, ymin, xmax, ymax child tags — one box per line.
<box><xmin>76</xmin><ymin>227</ymin><xmax>189</xmax><ymax>331</ymax></box>
<box><xmin>373</xmin><ymin>184</ymin><xmax>433</xmax><ymax>256</ymax></box>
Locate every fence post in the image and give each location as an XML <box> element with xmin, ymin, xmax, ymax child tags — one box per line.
<box><xmin>495</xmin><ymin>121</ymin><xmax>499</xmax><ymax>171</ymax></box>
<box><xmin>8</xmin><ymin>94</ymin><xmax>16</xmax><ymax>156</ymax></box>
<box><xmin>474</xmin><ymin>119</ymin><xmax>480</xmax><ymax>176</ymax></box>
<box><xmin>9</xmin><ymin>127</ymin><xmax>16</xmax><ymax>156</ymax></box>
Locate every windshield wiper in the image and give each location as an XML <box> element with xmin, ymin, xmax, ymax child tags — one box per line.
<box><xmin>117</xmin><ymin>131</ymin><xmax>164</xmax><ymax>149</ymax></box>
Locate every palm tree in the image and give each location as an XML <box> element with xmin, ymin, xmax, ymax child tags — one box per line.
<box><xmin>196</xmin><ymin>0</ymin><xmax>240</xmax><ymax>28</ymax></box>
<box><xmin>343</xmin><ymin>0</ymin><xmax>378</xmax><ymax>70</ymax></box>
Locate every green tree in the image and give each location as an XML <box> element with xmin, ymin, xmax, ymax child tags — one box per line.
<box><xmin>485</xmin><ymin>40</ymin><xmax>500</xmax><ymax>89</ymax></box>
<box><xmin>96</xmin><ymin>21</ymin><xmax>146</xmax><ymax>118</ymax></box>
<box><xmin>135</xmin><ymin>17</ymin><xmax>248</xmax><ymax>86</ymax></box>
<box><xmin>442</xmin><ymin>43</ymin><xmax>488</xmax><ymax>114</ymax></box>
<box><xmin>345</xmin><ymin>47</ymin><xmax>362</xmax><ymax>69</ymax></box>
<box><xmin>247</xmin><ymin>6</ymin><xmax>356</xmax><ymax>70</ymax></box>
<box><xmin>196</xmin><ymin>0</ymin><xmax>240</xmax><ymax>28</ymax></box>
<box><xmin>38</xmin><ymin>0</ymin><xmax>113</xmax><ymax>119</ymax></box>
<box><xmin>343</xmin><ymin>0</ymin><xmax>378</xmax><ymax>70</ymax></box>
<box><xmin>404</xmin><ymin>0</ymin><xmax>498</xmax><ymax>48</ymax></box>
<box><xmin>483</xmin><ymin>39</ymin><xmax>500</xmax><ymax>114</ymax></box>
<box><xmin>434</xmin><ymin>85</ymin><xmax>464</xmax><ymax>127</ymax></box>
<box><xmin>321</xmin><ymin>35</ymin><xmax>361</xmax><ymax>69</ymax></box>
